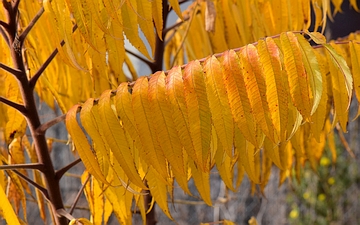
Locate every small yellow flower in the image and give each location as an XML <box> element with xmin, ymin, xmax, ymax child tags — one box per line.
<box><xmin>303</xmin><ymin>192</ymin><xmax>310</xmax><ymax>199</ymax></box>
<box><xmin>328</xmin><ymin>177</ymin><xmax>335</xmax><ymax>185</ymax></box>
<box><xmin>318</xmin><ymin>193</ymin><xmax>326</xmax><ymax>201</ymax></box>
<box><xmin>320</xmin><ymin>157</ymin><xmax>331</xmax><ymax>167</ymax></box>
<box><xmin>290</xmin><ymin>209</ymin><xmax>299</xmax><ymax>219</ymax></box>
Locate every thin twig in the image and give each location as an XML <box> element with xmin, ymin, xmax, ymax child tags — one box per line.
<box><xmin>0</xmin><ymin>62</ymin><xmax>23</xmax><ymax>78</ymax></box>
<box><xmin>0</xmin><ymin>163</ymin><xmax>44</xmax><ymax>171</ymax></box>
<box><xmin>69</xmin><ymin>174</ymin><xmax>90</xmax><ymax>215</ymax></box>
<box><xmin>336</xmin><ymin>124</ymin><xmax>356</xmax><ymax>158</ymax></box>
<box><xmin>125</xmin><ymin>49</ymin><xmax>154</xmax><ymax>67</ymax></box>
<box><xmin>0</xmin><ymin>24</ymin><xmax>9</xmax><ymax>47</ymax></box>
<box><xmin>36</xmin><ymin>114</ymin><xmax>66</xmax><ymax>135</ymax></box>
<box><xmin>29</xmin><ymin>24</ymin><xmax>78</xmax><ymax>89</ymax></box>
<box><xmin>7</xmin><ymin>168</ymin><xmax>49</xmax><ymax>199</ymax></box>
<box><xmin>0</xmin><ymin>20</ymin><xmax>9</xmax><ymax>30</ymax></box>
<box><xmin>55</xmin><ymin>158</ymin><xmax>82</xmax><ymax>180</ymax></box>
<box><xmin>0</xmin><ymin>96</ymin><xmax>27</xmax><ymax>114</ymax></box>
<box><xmin>18</xmin><ymin>7</ymin><xmax>44</xmax><ymax>44</ymax></box>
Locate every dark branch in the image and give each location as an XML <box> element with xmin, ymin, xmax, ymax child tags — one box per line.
<box><xmin>0</xmin><ymin>96</ymin><xmax>27</xmax><ymax>114</ymax></box>
<box><xmin>55</xmin><ymin>158</ymin><xmax>82</xmax><ymax>180</ymax></box>
<box><xmin>69</xmin><ymin>174</ymin><xmax>90</xmax><ymax>215</ymax></box>
<box><xmin>0</xmin><ymin>62</ymin><xmax>23</xmax><ymax>78</ymax></box>
<box><xmin>0</xmin><ymin>20</ymin><xmax>9</xmax><ymax>30</ymax></box>
<box><xmin>0</xmin><ymin>163</ymin><xmax>44</xmax><ymax>171</ymax></box>
<box><xmin>125</xmin><ymin>49</ymin><xmax>154</xmax><ymax>68</ymax></box>
<box><xmin>29</xmin><ymin>24</ymin><xmax>77</xmax><ymax>89</ymax></box>
<box><xmin>18</xmin><ymin>7</ymin><xmax>44</xmax><ymax>44</ymax></box>
<box><xmin>36</xmin><ymin>114</ymin><xmax>66</xmax><ymax>135</ymax></box>
<box><xmin>163</xmin><ymin>20</ymin><xmax>185</xmax><ymax>35</ymax></box>
<box><xmin>6</xmin><ymin>167</ymin><xmax>49</xmax><ymax>199</ymax></box>
<box><xmin>29</xmin><ymin>44</ymin><xmax>61</xmax><ymax>89</ymax></box>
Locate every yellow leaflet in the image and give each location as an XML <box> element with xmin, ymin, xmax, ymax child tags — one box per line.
<box><xmin>257</xmin><ymin>38</ymin><xmax>288</xmax><ymax>142</ymax></box>
<box><xmin>240</xmin><ymin>45</ymin><xmax>276</xmax><ymax>142</ymax></box>
<box><xmin>93</xmin><ymin>178</ymin><xmax>105</xmax><ymax>225</ymax></box>
<box><xmin>103</xmin><ymin>195</ymin><xmax>113</xmax><ymax>224</ymax></box>
<box><xmin>234</xmin><ymin>125</ymin><xmax>245</xmax><ymax>189</ymax></box>
<box><xmin>221</xmin><ymin>0</ymin><xmax>242</xmax><ymax>48</ymax></box>
<box><xmin>310</xmin><ymin>50</ymin><xmax>328</xmax><ymax>141</ymax></box>
<box><xmin>124</xmin><ymin>54</ymin><xmax>138</xmax><ymax>81</ymax></box>
<box><xmin>0</xmin><ymin>184</ymin><xmax>21</xmax><ymax>225</ymax></box>
<box><xmin>80</xmin><ymin>99</ymin><xmax>110</xmax><ymax>175</ymax></box>
<box><xmin>152</xmin><ymin>0</ymin><xmax>163</xmax><ymax>40</ymax></box>
<box><xmin>5</xmin><ymin>75</ymin><xmax>26</xmax><ymax>143</ymax></box>
<box><xmin>350</xmin><ymin>0</ymin><xmax>360</xmax><ymax>11</ymax></box>
<box><xmin>326</xmin><ymin>49</ymin><xmax>349</xmax><ymax>132</ymax></box>
<box><xmin>97</xmin><ymin>90</ymin><xmax>146</xmax><ymax>189</ymax></box>
<box><xmin>136</xmin><ymin>0</ymin><xmax>156</xmax><ymax>56</ymax></box>
<box><xmin>132</xmin><ymin>77</ymin><xmax>168</xmax><ymax>180</ymax></box>
<box><xmin>122</xmin><ymin>1</ymin><xmax>151</xmax><ymax>59</ymax></box>
<box><xmin>22</xmin><ymin>137</ymin><xmax>46</xmax><ymax>222</ymax></box>
<box><xmin>69</xmin><ymin>218</ymin><xmax>94</xmax><ymax>225</ymax></box>
<box><xmin>66</xmin><ymin>105</ymin><xmax>109</xmax><ymax>184</ymax></box>
<box><xmin>148</xmin><ymin>72</ymin><xmax>185</xmax><ymax>176</ymax></box>
<box><xmin>67</xmin><ymin>0</ymin><xmax>94</xmax><ymax>48</ymax></box>
<box><xmin>207</xmin><ymin>2</ymin><xmax>229</xmax><ymax>53</ymax></box>
<box><xmin>302</xmin><ymin>0</ymin><xmax>311</xmax><ymax>29</ymax></box>
<box><xmin>189</xmin><ymin>160</ymin><xmax>212</xmax><ymax>206</ymax></box>
<box><xmin>303</xmin><ymin>128</ymin><xmax>319</xmax><ymax>171</ymax></box>
<box><xmin>332</xmin><ymin>0</ymin><xmax>343</xmax><ymax>14</ymax></box>
<box><xmin>147</xmin><ymin>168</ymin><xmax>173</xmax><ymax>219</ymax></box>
<box><xmin>115</xmin><ymin>83</ymin><xmax>147</xmax><ymax>177</ymax></box>
<box><xmin>166</xmin><ymin>67</ymin><xmax>197</xmax><ymax>164</ymax></box>
<box><xmin>325</xmin><ymin>120</ymin><xmax>337</xmax><ymax>163</ymax></box>
<box><xmin>215</xmin><ymin>137</ymin><xmax>235</xmax><ymax>191</ymax></box>
<box><xmin>263</xmin><ymin>137</ymin><xmax>283</xmax><ymax>169</ymax></box>
<box><xmin>307</xmin><ymin>32</ymin><xmax>352</xmax><ymax>102</ymax></box>
<box><xmin>168</xmin><ymin>0</ymin><xmax>183</xmax><ymax>20</ymax></box>
<box><xmin>104</xmin><ymin>184</ymin><xmax>133</xmax><ymax>224</ymax></box>
<box><xmin>105</xmin><ymin>7</ymin><xmax>127</xmax><ymax>85</ymax></box>
<box><xmin>231</xmin><ymin>2</ymin><xmax>250</xmax><ymax>45</ymax></box>
<box><xmin>221</xmin><ymin>50</ymin><xmax>258</xmax><ymax>147</ymax></box>
<box><xmin>203</xmin><ymin>56</ymin><xmax>234</xmax><ymax>156</ymax></box>
<box><xmin>6</xmin><ymin>168</ymin><xmax>26</xmax><ymax>218</ymax></box>
<box><xmin>296</xmin><ymin>34</ymin><xmax>323</xmax><ymax>115</ymax></box>
<box><xmin>349</xmin><ymin>42</ymin><xmax>360</xmax><ymax>119</ymax></box>
<box><xmin>260</xmin><ymin>152</ymin><xmax>272</xmax><ymax>194</ymax></box>
<box><xmin>183</xmin><ymin>60</ymin><xmax>212</xmax><ymax>171</ymax></box>
<box><xmin>280</xmin><ymin>32</ymin><xmax>312</xmax><ymax>121</ymax></box>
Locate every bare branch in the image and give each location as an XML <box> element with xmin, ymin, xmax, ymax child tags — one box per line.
<box><xmin>69</xmin><ymin>174</ymin><xmax>90</xmax><ymax>215</ymax></box>
<box><xmin>18</xmin><ymin>7</ymin><xmax>44</xmax><ymax>44</ymax></box>
<box><xmin>0</xmin><ymin>62</ymin><xmax>23</xmax><ymax>78</ymax></box>
<box><xmin>125</xmin><ymin>49</ymin><xmax>154</xmax><ymax>68</ymax></box>
<box><xmin>0</xmin><ymin>20</ymin><xmax>9</xmax><ymax>30</ymax></box>
<box><xmin>55</xmin><ymin>158</ymin><xmax>82</xmax><ymax>180</ymax></box>
<box><xmin>36</xmin><ymin>114</ymin><xmax>66</xmax><ymax>135</ymax></box>
<box><xmin>0</xmin><ymin>163</ymin><xmax>44</xmax><ymax>171</ymax></box>
<box><xmin>0</xmin><ymin>96</ymin><xmax>27</xmax><ymax>114</ymax></box>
